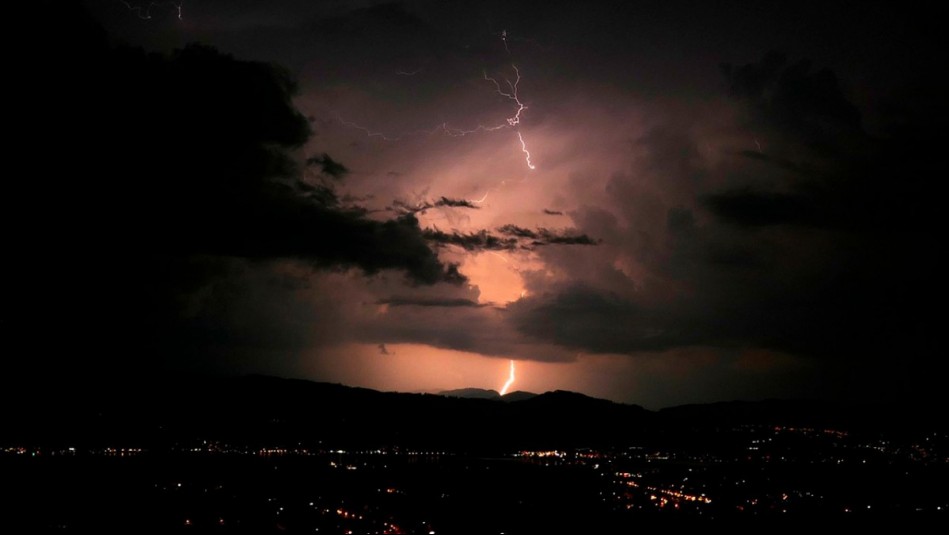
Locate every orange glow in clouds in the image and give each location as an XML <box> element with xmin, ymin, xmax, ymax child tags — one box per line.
<box><xmin>458</xmin><ymin>252</ymin><xmax>526</xmax><ymax>304</ymax></box>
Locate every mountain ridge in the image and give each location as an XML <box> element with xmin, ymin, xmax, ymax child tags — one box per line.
<box><xmin>3</xmin><ymin>374</ymin><xmax>939</xmax><ymax>449</ymax></box>
<box><xmin>438</xmin><ymin>388</ymin><xmax>538</xmax><ymax>402</ymax></box>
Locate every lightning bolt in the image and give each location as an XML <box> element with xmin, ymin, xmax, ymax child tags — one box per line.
<box><xmin>482</xmin><ymin>65</ymin><xmax>527</xmax><ymax>127</ymax></box>
<box><xmin>499</xmin><ymin>359</ymin><xmax>516</xmax><ymax>395</ymax></box>
<box><xmin>482</xmin><ymin>63</ymin><xmax>536</xmax><ymax>170</ymax></box>
<box><xmin>334</xmin><ymin>113</ymin><xmax>427</xmax><ymax>141</ymax></box>
<box><xmin>517</xmin><ymin>131</ymin><xmax>535</xmax><ymax>170</ymax></box>
<box><xmin>488</xmin><ymin>251</ymin><xmax>510</xmax><ymax>264</ymax></box>
<box><xmin>120</xmin><ymin>1</ymin><xmax>183</xmax><ymax>20</ymax></box>
<box><xmin>336</xmin><ymin>33</ymin><xmax>537</xmax><ymax>170</ymax></box>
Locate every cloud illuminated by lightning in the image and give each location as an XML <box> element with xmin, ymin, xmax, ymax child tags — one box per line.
<box><xmin>335</xmin><ymin>114</ymin><xmax>510</xmax><ymax>142</ymax></box>
<box><xmin>499</xmin><ymin>359</ymin><xmax>516</xmax><ymax>395</ymax></box>
<box><xmin>336</xmin><ymin>33</ymin><xmax>537</xmax><ymax>170</ymax></box>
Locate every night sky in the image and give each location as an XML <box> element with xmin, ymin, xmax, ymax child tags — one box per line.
<box><xmin>6</xmin><ymin>1</ymin><xmax>944</xmax><ymax>408</ymax></box>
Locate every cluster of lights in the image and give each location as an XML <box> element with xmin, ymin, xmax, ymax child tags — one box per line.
<box><xmin>102</xmin><ymin>447</ymin><xmax>144</xmax><ymax>456</ymax></box>
<box><xmin>516</xmin><ymin>450</ymin><xmax>566</xmax><ymax>458</ymax></box>
<box><xmin>773</xmin><ymin>426</ymin><xmax>849</xmax><ymax>438</ymax></box>
<box><xmin>614</xmin><ymin>471</ymin><xmax>712</xmax><ymax>508</ymax></box>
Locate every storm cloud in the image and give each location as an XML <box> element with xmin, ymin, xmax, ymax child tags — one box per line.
<box><xmin>8</xmin><ymin>1</ymin><xmax>944</xmax><ymax>407</ymax></box>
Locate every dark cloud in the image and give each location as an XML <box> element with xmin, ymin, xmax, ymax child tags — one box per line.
<box><xmin>423</xmin><ymin>225</ymin><xmax>598</xmax><ymax>252</ymax></box>
<box><xmin>705</xmin><ymin>188</ymin><xmax>816</xmax><ymax>228</ymax></box>
<box><xmin>423</xmin><ymin>229</ymin><xmax>518</xmax><ymax>252</ymax></box>
<box><xmin>495</xmin><ymin>224</ymin><xmax>538</xmax><ymax>239</ymax></box>
<box><xmin>722</xmin><ymin>51</ymin><xmax>863</xmax><ymax>137</ymax></box>
<box><xmin>434</xmin><ymin>197</ymin><xmax>480</xmax><ymax>209</ymax></box>
<box><xmin>392</xmin><ymin>196</ymin><xmax>481</xmax><ymax>215</ymax></box>
<box><xmin>707</xmin><ymin>52</ymin><xmax>941</xmax><ymax>234</ymax></box>
<box><xmin>543</xmin><ymin>209</ymin><xmax>564</xmax><ymax>216</ymax></box>
<box><xmin>169</xmin><ymin>0</ymin><xmax>482</xmax><ymax>95</ymax></box>
<box><xmin>17</xmin><ymin>4</ymin><xmax>463</xmax><ymax>286</ymax></box>
<box><xmin>352</xmin><ymin>299</ymin><xmax>572</xmax><ymax>361</ymax></box>
<box><xmin>34</xmin><ymin>31</ymin><xmax>457</xmax><ymax>283</ymax></box>
<box><xmin>496</xmin><ymin>225</ymin><xmax>599</xmax><ymax>246</ymax></box>
<box><xmin>509</xmin><ymin>285</ymin><xmax>677</xmax><ymax>354</ymax></box>
<box><xmin>540</xmin><ymin>234</ymin><xmax>600</xmax><ymax>246</ymax></box>
<box><xmin>5</xmin><ymin>3</ymin><xmax>466</xmax><ymax>386</ymax></box>
<box><xmin>306</xmin><ymin>153</ymin><xmax>350</xmax><ymax>180</ymax></box>
<box><xmin>378</xmin><ymin>297</ymin><xmax>487</xmax><ymax>308</ymax></box>
<box><xmin>377</xmin><ymin>343</ymin><xmax>391</xmax><ymax>355</ymax></box>
<box><xmin>507</xmin><ymin>52</ymin><xmax>944</xmax><ymax>403</ymax></box>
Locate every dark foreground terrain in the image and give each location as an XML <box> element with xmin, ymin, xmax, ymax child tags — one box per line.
<box><xmin>3</xmin><ymin>376</ymin><xmax>947</xmax><ymax>532</ymax></box>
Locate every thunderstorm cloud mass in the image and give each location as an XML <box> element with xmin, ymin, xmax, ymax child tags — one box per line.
<box><xmin>4</xmin><ymin>0</ymin><xmax>946</xmax><ymax>410</ymax></box>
